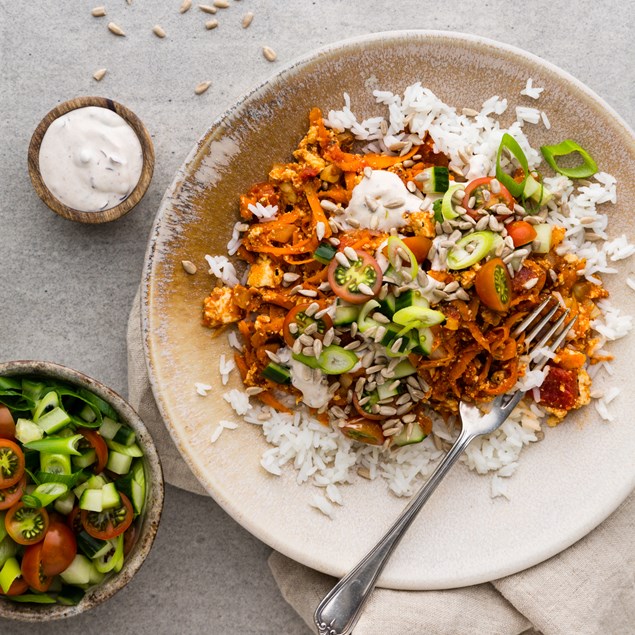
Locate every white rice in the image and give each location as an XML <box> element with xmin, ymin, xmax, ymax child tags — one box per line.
<box><xmin>195</xmin><ymin>382</ymin><xmax>212</xmax><ymax>396</ymax></box>
<box><xmin>219</xmin><ymin>353</ymin><xmax>236</xmax><ymax>386</ymax></box>
<box><xmin>210</xmin><ymin>80</ymin><xmax>634</xmax><ymax>517</ymax></box>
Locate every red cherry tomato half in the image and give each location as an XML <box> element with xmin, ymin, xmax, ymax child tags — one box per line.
<box><xmin>78</xmin><ymin>428</ymin><xmax>109</xmax><ymax>474</ymax></box>
<box><xmin>20</xmin><ymin>542</ymin><xmax>53</xmax><ymax>593</ymax></box>
<box><xmin>327</xmin><ymin>250</ymin><xmax>382</xmax><ymax>304</ymax></box>
<box><xmin>0</xmin><ymin>474</ymin><xmax>26</xmax><ymax>511</ymax></box>
<box><xmin>340</xmin><ymin>418</ymin><xmax>385</xmax><ymax>446</ymax></box>
<box><xmin>282</xmin><ymin>303</ymin><xmax>334</xmax><ymax>348</ymax></box>
<box><xmin>462</xmin><ymin>177</ymin><xmax>515</xmax><ymax>218</ymax></box>
<box><xmin>352</xmin><ymin>392</ymin><xmax>384</xmax><ymax>421</ymax></box>
<box><xmin>402</xmin><ymin>236</ymin><xmax>432</xmax><ymax>263</ymax></box>
<box><xmin>0</xmin><ymin>576</ymin><xmax>29</xmax><ymax>596</ymax></box>
<box><xmin>123</xmin><ymin>523</ymin><xmax>137</xmax><ymax>558</ymax></box>
<box><xmin>41</xmin><ymin>521</ymin><xmax>78</xmax><ymax>577</ymax></box>
<box><xmin>0</xmin><ymin>439</ymin><xmax>25</xmax><ymax>489</ymax></box>
<box><xmin>81</xmin><ymin>492</ymin><xmax>134</xmax><ymax>540</ymax></box>
<box><xmin>67</xmin><ymin>506</ymin><xmax>83</xmax><ymax>534</ymax></box>
<box><xmin>5</xmin><ymin>501</ymin><xmax>50</xmax><ymax>546</ymax></box>
<box><xmin>475</xmin><ymin>258</ymin><xmax>513</xmax><ymax>312</ymax></box>
<box><xmin>506</xmin><ymin>220</ymin><xmax>537</xmax><ymax>247</ymax></box>
<box><xmin>0</xmin><ymin>406</ymin><xmax>16</xmax><ymax>440</ymax></box>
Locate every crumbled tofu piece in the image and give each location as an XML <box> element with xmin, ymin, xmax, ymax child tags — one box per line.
<box><xmin>246</xmin><ymin>255</ymin><xmax>282</xmax><ymax>288</ymax></box>
<box><xmin>203</xmin><ymin>287</ymin><xmax>244</xmax><ymax>327</ymax></box>
<box><xmin>407</xmin><ymin>211</ymin><xmax>436</xmax><ymax>238</ymax></box>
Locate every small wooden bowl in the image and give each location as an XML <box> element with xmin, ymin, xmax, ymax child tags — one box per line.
<box><xmin>28</xmin><ymin>96</ymin><xmax>155</xmax><ymax>224</ymax></box>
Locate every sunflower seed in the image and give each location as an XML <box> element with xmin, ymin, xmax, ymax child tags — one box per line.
<box><xmin>358</xmin><ymin>283</ymin><xmax>375</xmax><ymax>297</ymax></box>
<box><xmin>152</xmin><ymin>25</ymin><xmax>166</xmax><ymax>38</ymax></box>
<box><xmin>320</xmin><ymin>199</ymin><xmax>338</xmax><ymax>212</ymax></box>
<box><xmin>242</xmin><ymin>11</ymin><xmax>254</xmax><ymax>27</ymax></box>
<box><xmin>379</xmin><ymin>406</ymin><xmax>398</xmax><ymax>417</ymax></box>
<box><xmin>288</xmin><ymin>323</ymin><xmax>299</xmax><ymax>335</ymax></box>
<box><xmin>335</xmin><ymin>252</ymin><xmax>350</xmax><ymax>268</ymax></box>
<box><xmin>361</xmin><ymin>350</ymin><xmax>374</xmax><ymax>368</ymax></box>
<box><xmin>313</xmin><ymin>339</ymin><xmax>323</xmax><ymax>357</ymax></box>
<box><xmin>347</xmin><ymin>217</ymin><xmax>361</xmax><ymax>228</ymax></box>
<box><xmin>205</xmin><ymin>19</ymin><xmax>219</xmax><ymax>29</ymax></box>
<box><xmin>328</xmin><ymin>236</ymin><xmax>341</xmax><ymax>246</ymax></box>
<box><xmin>304</xmin><ymin>323</ymin><xmax>319</xmax><ymax>337</ymax></box>
<box><xmin>343</xmin><ymin>340</ymin><xmax>361</xmax><ymax>351</ymax></box>
<box><xmin>298</xmin><ymin>289</ymin><xmax>318</xmax><ymax>298</ymax></box>
<box><xmin>343</xmin><ymin>246</ymin><xmax>358</xmax><ymax>262</ymax></box>
<box><xmin>302</xmin><ymin>346</ymin><xmax>315</xmax><ymax>357</ymax></box>
<box><xmin>462</xmin><ymin>107</ymin><xmax>479</xmax><ymax>117</ymax></box>
<box><xmin>214</xmin><ymin>0</ymin><xmax>229</xmax><ymax>6</ymax></box>
<box><xmin>199</xmin><ymin>4</ymin><xmax>217</xmax><ymax>13</ymax></box>
<box><xmin>384</xmin><ymin>197</ymin><xmax>405</xmax><ymax>209</ymax></box>
<box><xmin>245</xmin><ymin>386</ymin><xmax>264</xmax><ymax>395</ymax></box>
<box><xmin>292</xmin><ymin>339</ymin><xmax>302</xmax><ymax>354</ymax></box>
<box><xmin>298</xmin><ymin>333</ymin><xmax>314</xmax><ymax>347</ymax></box>
<box><xmin>265</xmin><ymin>350</ymin><xmax>281</xmax><ymax>363</ymax></box>
<box><xmin>490</xmin><ymin>179</ymin><xmax>501</xmax><ymax>194</ymax></box>
<box><xmin>181</xmin><ymin>260</ymin><xmax>197</xmax><ymax>274</ymax></box>
<box><xmin>195</xmin><ymin>81</ymin><xmax>212</xmax><ymax>95</ymax></box>
<box><xmin>373</xmin><ymin>326</ymin><xmax>387</xmax><ymax>343</ymax></box>
<box><xmin>91</xmin><ymin>6</ymin><xmax>106</xmax><ymax>17</ymax></box>
<box><xmin>371</xmin><ymin>312</ymin><xmax>390</xmax><ymax>324</ymax></box>
<box><xmin>263</xmin><ymin>46</ymin><xmax>277</xmax><ymax>62</ymax></box>
<box><xmin>283</xmin><ymin>272</ymin><xmax>300</xmax><ymax>283</ymax></box>
<box><xmin>304</xmin><ymin>302</ymin><xmax>320</xmax><ymax>317</ymax></box>
<box><xmin>180</xmin><ymin>0</ymin><xmax>192</xmax><ymax>12</ymax></box>
<box><xmin>92</xmin><ymin>68</ymin><xmax>107</xmax><ymax>81</ymax></box>
<box><xmin>363</xmin><ymin>167</ymin><xmax>373</xmax><ymax>179</ymax></box>
<box><xmin>390</xmin><ymin>338</ymin><xmax>403</xmax><ymax>354</ymax></box>
<box><xmin>322</xmin><ymin>329</ymin><xmax>335</xmax><ymax>347</ymax></box>
<box><xmin>107</xmin><ymin>22</ymin><xmax>125</xmax><ymax>36</ymax></box>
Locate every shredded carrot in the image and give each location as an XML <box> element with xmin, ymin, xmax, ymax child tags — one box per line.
<box><xmin>256</xmin><ymin>390</ymin><xmax>291</xmax><ymax>414</ymax></box>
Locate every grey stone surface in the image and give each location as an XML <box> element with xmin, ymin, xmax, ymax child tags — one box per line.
<box><xmin>0</xmin><ymin>1</ymin><xmax>632</xmax><ymax>633</ymax></box>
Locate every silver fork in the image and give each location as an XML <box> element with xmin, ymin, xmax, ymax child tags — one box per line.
<box><xmin>314</xmin><ymin>297</ymin><xmax>577</xmax><ymax>635</ymax></box>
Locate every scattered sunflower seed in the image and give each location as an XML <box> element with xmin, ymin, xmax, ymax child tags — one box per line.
<box><xmin>107</xmin><ymin>22</ymin><xmax>125</xmax><ymax>36</ymax></box>
<box><xmin>198</xmin><ymin>4</ymin><xmax>217</xmax><ymax>13</ymax></box>
<box><xmin>205</xmin><ymin>19</ymin><xmax>219</xmax><ymax>29</ymax></box>
<box><xmin>181</xmin><ymin>260</ymin><xmax>197</xmax><ymax>274</ymax></box>
<box><xmin>91</xmin><ymin>6</ymin><xmax>106</xmax><ymax>17</ymax></box>
<box><xmin>152</xmin><ymin>25</ymin><xmax>166</xmax><ymax>38</ymax></box>
<box><xmin>180</xmin><ymin>0</ymin><xmax>192</xmax><ymax>12</ymax></box>
<box><xmin>263</xmin><ymin>46</ymin><xmax>277</xmax><ymax>62</ymax></box>
<box><xmin>92</xmin><ymin>68</ymin><xmax>107</xmax><ymax>81</ymax></box>
<box><xmin>214</xmin><ymin>0</ymin><xmax>229</xmax><ymax>6</ymax></box>
<box><xmin>195</xmin><ymin>80</ymin><xmax>212</xmax><ymax>95</ymax></box>
<box><xmin>242</xmin><ymin>11</ymin><xmax>254</xmax><ymax>27</ymax></box>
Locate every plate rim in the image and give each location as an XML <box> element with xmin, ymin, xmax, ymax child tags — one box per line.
<box><xmin>141</xmin><ymin>29</ymin><xmax>635</xmax><ymax>589</ymax></box>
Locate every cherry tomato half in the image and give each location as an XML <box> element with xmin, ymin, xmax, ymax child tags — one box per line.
<box><xmin>340</xmin><ymin>419</ymin><xmax>385</xmax><ymax>446</ymax></box>
<box><xmin>462</xmin><ymin>177</ymin><xmax>514</xmax><ymax>218</ymax></box>
<box><xmin>352</xmin><ymin>392</ymin><xmax>384</xmax><ymax>421</ymax></box>
<box><xmin>67</xmin><ymin>506</ymin><xmax>83</xmax><ymax>534</ymax></box>
<box><xmin>282</xmin><ymin>303</ymin><xmax>333</xmax><ymax>348</ymax></box>
<box><xmin>21</xmin><ymin>542</ymin><xmax>53</xmax><ymax>593</ymax></box>
<box><xmin>0</xmin><ymin>474</ymin><xmax>26</xmax><ymax>511</ymax></box>
<box><xmin>0</xmin><ymin>439</ymin><xmax>25</xmax><ymax>489</ymax></box>
<box><xmin>327</xmin><ymin>249</ymin><xmax>382</xmax><ymax>304</ymax></box>
<box><xmin>475</xmin><ymin>258</ymin><xmax>513</xmax><ymax>312</ymax></box>
<box><xmin>81</xmin><ymin>492</ymin><xmax>134</xmax><ymax>540</ymax></box>
<box><xmin>0</xmin><ymin>576</ymin><xmax>29</xmax><ymax>596</ymax></box>
<box><xmin>5</xmin><ymin>501</ymin><xmax>50</xmax><ymax>546</ymax></box>
<box><xmin>40</xmin><ymin>521</ymin><xmax>78</xmax><ymax>577</ymax></box>
<box><xmin>123</xmin><ymin>523</ymin><xmax>137</xmax><ymax>558</ymax></box>
<box><xmin>506</xmin><ymin>220</ymin><xmax>537</xmax><ymax>248</ymax></box>
<box><xmin>401</xmin><ymin>236</ymin><xmax>432</xmax><ymax>264</ymax></box>
<box><xmin>77</xmin><ymin>428</ymin><xmax>109</xmax><ymax>474</ymax></box>
<box><xmin>0</xmin><ymin>406</ymin><xmax>15</xmax><ymax>440</ymax></box>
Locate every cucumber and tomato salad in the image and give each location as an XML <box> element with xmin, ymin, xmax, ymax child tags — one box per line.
<box><xmin>0</xmin><ymin>377</ymin><xmax>146</xmax><ymax>605</ymax></box>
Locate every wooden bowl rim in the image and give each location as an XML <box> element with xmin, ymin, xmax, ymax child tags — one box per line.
<box><xmin>27</xmin><ymin>96</ymin><xmax>155</xmax><ymax>224</ymax></box>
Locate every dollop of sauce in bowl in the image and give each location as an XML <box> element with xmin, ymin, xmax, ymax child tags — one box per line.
<box><xmin>38</xmin><ymin>106</ymin><xmax>143</xmax><ymax>212</ymax></box>
<box><xmin>343</xmin><ymin>169</ymin><xmax>424</xmax><ymax>231</ymax></box>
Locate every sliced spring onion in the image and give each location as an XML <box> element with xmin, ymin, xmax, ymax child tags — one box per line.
<box><xmin>393</xmin><ymin>306</ymin><xmax>445</xmax><ymax>328</ymax></box>
<box><xmin>36</xmin><ymin>469</ymin><xmax>85</xmax><ymax>488</ymax></box>
<box><xmin>32</xmin><ymin>390</ymin><xmax>59</xmax><ymax>422</ymax></box>
<box><xmin>313</xmin><ymin>242</ymin><xmax>338</xmax><ymax>265</ymax></box>
<box><xmin>440</xmin><ymin>183</ymin><xmax>464</xmax><ymax>220</ymax></box>
<box><xmin>9</xmin><ymin>594</ymin><xmax>57</xmax><ymax>604</ymax></box>
<box><xmin>22</xmin><ymin>482</ymin><xmax>68</xmax><ymax>509</ymax></box>
<box><xmin>540</xmin><ymin>139</ymin><xmax>598</xmax><ymax>179</ymax></box>
<box><xmin>0</xmin><ymin>556</ymin><xmax>21</xmax><ymax>594</ymax></box>
<box><xmin>496</xmin><ymin>133</ymin><xmax>529</xmax><ymax>198</ymax></box>
<box><xmin>40</xmin><ymin>453</ymin><xmax>72</xmax><ymax>476</ymax></box>
<box><xmin>25</xmin><ymin>434</ymin><xmax>83</xmax><ymax>456</ymax></box>
<box><xmin>291</xmin><ymin>352</ymin><xmax>320</xmax><ymax>369</ymax></box>
<box><xmin>94</xmin><ymin>535</ymin><xmax>124</xmax><ymax>574</ymax></box>
<box><xmin>357</xmin><ymin>299</ymin><xmax>381</xmax><ymax>333</ymax></box>
<box><xmin>261</xmin><ymin>362</ymin><xmax>291</xmax><ymax>384</ymax></box>
<box><xmin>35</xmin><ymin>406</ymin><xmax>72</xmax><ymax>434</ymax></box>
<box><xmin>446</xmin><ymin>230</ymin><xmax>499</xmax><ymax>270</ymax></box>
<box><xmin>387</xmin><ymin>236</ymin><xmax>418</xmax><ymax>280</ymax></box>
<box><xmin>317</xmin><ymin>345</ymin><xmax>358</xmax><ymax>375</ymax></box>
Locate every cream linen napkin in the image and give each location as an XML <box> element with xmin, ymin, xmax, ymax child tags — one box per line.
<box><xmin>127</xmin><ymin>290</ymin><xmax>635</xmax><ymax>634</ymax></box>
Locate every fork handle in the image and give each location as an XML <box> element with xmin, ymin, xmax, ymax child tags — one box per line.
<box><xmin>314</xmin><ymin>428</ymin><xmax>475</xmax><ymax>635</ymax></box>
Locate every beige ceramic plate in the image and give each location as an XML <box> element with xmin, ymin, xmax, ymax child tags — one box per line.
<box><xmin>142</xmin><ymin>31</ymin><xmax>635</xmax><ymax>589</ymax></box>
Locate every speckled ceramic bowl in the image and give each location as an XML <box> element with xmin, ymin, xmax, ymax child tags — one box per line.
<box><xmin>0</xmin><ymin>361</ymin><xmax>164</xmax><ymax>621</ymax></box>
<box><xmin>142</xmin><ymin>31</ymin><xmax>635</xmax><ymax>590</ymax></box>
